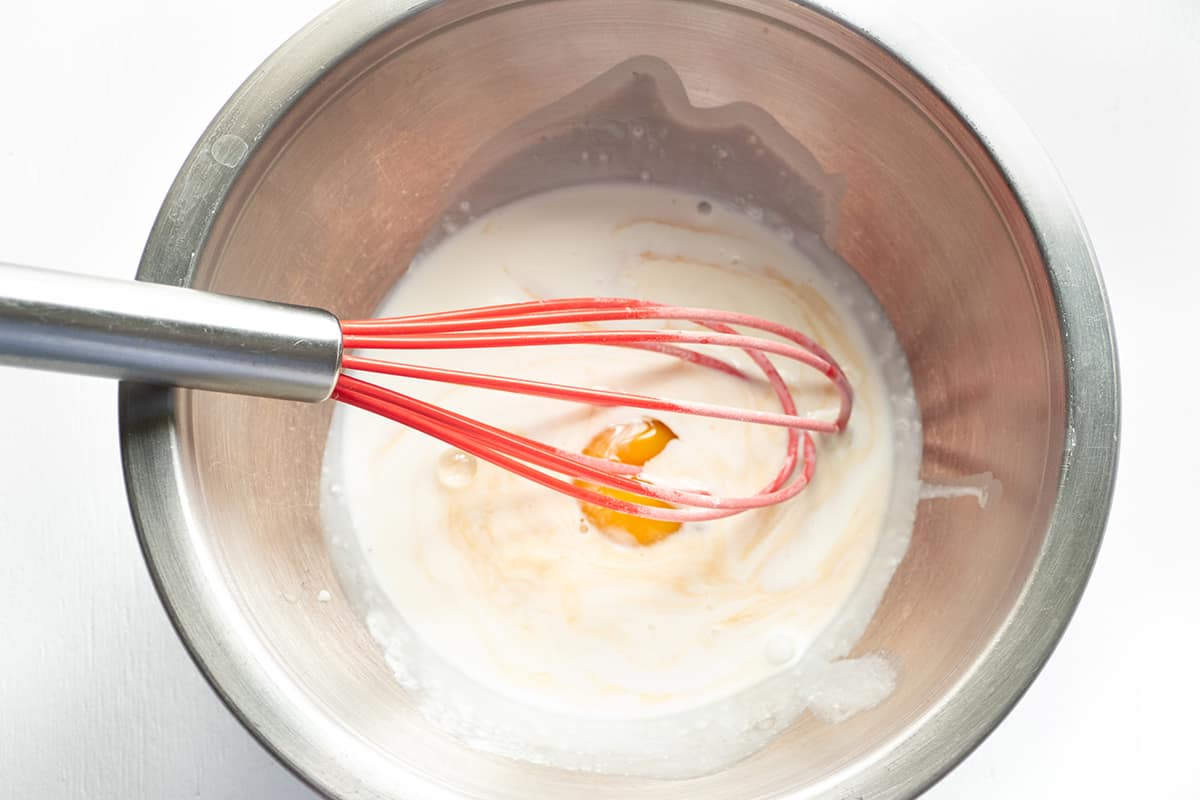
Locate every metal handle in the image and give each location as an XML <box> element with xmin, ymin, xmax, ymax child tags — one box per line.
<box><xmin>0</xmin><ymin>263</ymin><xmax>343</xmax><ymax>402</ymax></box>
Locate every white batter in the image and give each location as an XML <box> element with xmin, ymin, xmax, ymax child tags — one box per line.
<box><xmin>322</xmin><ymin>183</ymin><xmax>921</xmax><ymax>777</ymax></box>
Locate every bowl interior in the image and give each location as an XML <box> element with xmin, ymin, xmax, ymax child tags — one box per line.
<box><xmin>148</xmin><ymin>0</ymin><xmax>1065</xmax><ymax>797</ymax></box>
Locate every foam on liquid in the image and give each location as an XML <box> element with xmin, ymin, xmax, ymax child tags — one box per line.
<box><xmin>322</xmin><ymin>183</ymin><xmax>921</xmax><ymax>778</ymax></box>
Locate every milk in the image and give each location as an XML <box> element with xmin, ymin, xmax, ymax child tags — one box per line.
<box><xmin>321</xmin><ymin>183</ymin><xmax>921</xmax><ymax>777</ymax></box>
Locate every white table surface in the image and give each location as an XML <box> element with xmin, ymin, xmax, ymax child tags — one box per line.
<box><xmin>1</xmin><ymin>1</ymin><xmax>1195</xmax><ymax>797</ymax></box>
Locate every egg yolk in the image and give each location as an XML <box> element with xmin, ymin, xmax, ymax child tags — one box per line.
<box><xmin>577</xmin><ymin>418</ymin><xmax>681</xmax><ymax>546</ymax></box>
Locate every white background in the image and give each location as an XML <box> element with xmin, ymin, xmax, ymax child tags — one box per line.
<box><xmin>0</xmin><ymin>1</ymin><xmax>1195</xmax><ymax>797</ymax></box>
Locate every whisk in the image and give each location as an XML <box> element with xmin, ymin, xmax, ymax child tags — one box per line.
<box><xmin>0</xmin><ymin>263</ymin><xmax>851</xmax><ymax>521</ymax></box>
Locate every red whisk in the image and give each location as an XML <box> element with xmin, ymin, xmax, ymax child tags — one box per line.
<box><xmin>334</xmin><ymin>297</ymin><xmax>851</xmax><ymax>522</ymax></box>
<box><xmin>0</xmin><ymin>264</ymin><xmax>850</xmax><ymax>521</ymax></box>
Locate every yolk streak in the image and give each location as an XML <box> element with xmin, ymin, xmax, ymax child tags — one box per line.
<box><xmin>577</xmin><ymin>419</ymin><xmax>681</xmax><ymax>546</ymax></box>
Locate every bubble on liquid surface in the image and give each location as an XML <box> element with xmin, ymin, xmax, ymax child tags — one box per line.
<box><xmin>805</xmin><ymin>654</ymin><xmax>898</xmax><ymax>724</ymax></box>
<box><xmin>437</xmin><ymin>449</ymin><xmax>477</xmax><ymax>489</ymax></box>
<box><xmin>765</xmin><ymin>633</ymin><xmax>796</xmax><ymax>665</ymax></box>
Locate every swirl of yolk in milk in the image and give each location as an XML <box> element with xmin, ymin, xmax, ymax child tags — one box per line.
<box><xmin>576</xmin><ymin>418</ymin><xmax>681</xmax><ymax>546</ymax></box>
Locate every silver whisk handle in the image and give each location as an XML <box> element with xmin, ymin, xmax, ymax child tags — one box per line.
<box><xmin>0</xmin><ymin>263</ymin><xmax>342</xmax><ymax>402</ymax></box>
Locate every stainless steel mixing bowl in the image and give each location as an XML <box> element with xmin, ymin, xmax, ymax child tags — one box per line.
<box><xmin>119</xmin><ymin>0</ymin><xmax>1119</xmax><ymax>797</ymax></box>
